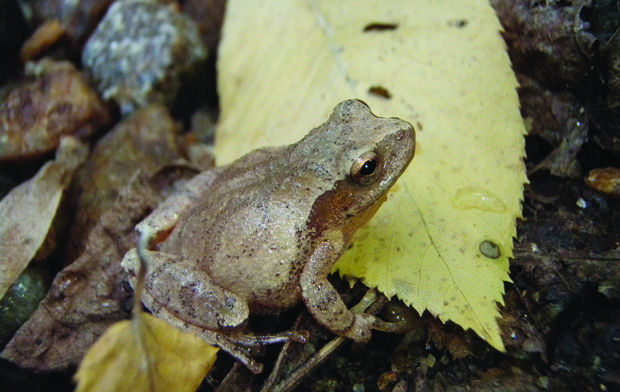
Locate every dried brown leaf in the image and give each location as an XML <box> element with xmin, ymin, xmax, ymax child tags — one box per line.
<box><xmin>585</xmin><ymin>168</ymin><xmax>620</xmax><ymax>197</ymax></box>
<box><xmin>1</xmin><ymin>105</ymin><xmax>193</xmax><ymax>370</ymax></box>
<box><xmin>19</xmin><ymin>20</ymin><xmax>65</xmax><ymax>62</ymax></box>
<box><xmin>0</xmin><ymin>137</ymin><xmax>88</xmax><ymax>300</ymax></box>
<box><xmin>67</xmin><ymin>104</ymin><xmax>182</xmax><ymax>261</ymax></box>
<box><xmin>0</xmin><ymin>172</ymin><xmax>158</xmax><ymax>370</ymax></box>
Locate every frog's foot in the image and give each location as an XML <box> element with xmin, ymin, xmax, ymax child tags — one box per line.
<box><xmin>213</xmin><ymin>330</ymin><xmax>309</xmax><ymax>374</ymax></box>
<box><xmin>122</xmin><ymin>248</ymin><xmax>249</xmax><ymax>331</ymax></box>
<box><xmin>369</xmin><ymin>318</ymin><xmax>412</xmax><ymax>334</ymax></box>
<box><xmin>213</xmin><ymin>336</ymin><xmax>265</xmax><ymax>374</ymax></box>
<box><xmin>351</xmin><ymin>289</ymin><xmax>413</xmax><ymax>334</ymax></box>
<box><xmin>349</xmin><ymin>289</ymin><xmax>412</xmax><ymax>335</ymax></box>
<box><xmin>339</xmin><ymin>314</ymin><xmax>410</xmax><ymax>343</ymax></box>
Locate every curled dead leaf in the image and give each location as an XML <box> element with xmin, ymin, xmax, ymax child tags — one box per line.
<box><xmin>19</xmin><ymin>20</ymin><xmax>66</xmax><ymax>62</ymax></box>
<box><xmin>0</xmin><ymin>137</ymin><xmax>88</xmax><ymax>300</ymax></box>
<box><xmin>585</xmin><ymin>168</ymin><xmax>620</xmax><ymax>197</ymax></box>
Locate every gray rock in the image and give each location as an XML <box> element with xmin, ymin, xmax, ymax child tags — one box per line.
<box><xmin>82</xmin><ymin>0</ymin><xmax>207</xmax><ymax>114</ymax></box>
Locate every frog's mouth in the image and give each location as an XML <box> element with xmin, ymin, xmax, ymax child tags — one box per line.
<box><xmin>306</xmin><ymin>173</ymin><xmax>393</xmax><ymax>243</ymax></box>
<box><xmin>345</xmin><ymin>191</ymin><xmax>388</xmax><ymax>233</ymax></box>
<box><xmin>379</xmin><ymin>125</ymin><xmax>416</xmax><ymax>180</ymax></box>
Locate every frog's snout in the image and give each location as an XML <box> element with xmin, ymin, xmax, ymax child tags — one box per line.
<box><xmin>394</xmin><ymin>120</ymin><xmax>416</xmax><ymax>160</ymax></box>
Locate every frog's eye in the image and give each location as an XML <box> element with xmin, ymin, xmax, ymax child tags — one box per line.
<box><xmin>351</xmin><ymin>151</ymin><xmax>380</xmax><ymax>185</ymax></box>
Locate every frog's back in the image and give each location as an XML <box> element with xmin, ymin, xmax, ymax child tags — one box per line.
<box><xmin>161</xmin><ymin>99</ymin><xmax>415</xmax><ymax>315</ymax></box>
<box><xmin>163</xmin><ymin>146</ymin><xmax>323</xmax><ymax>314</ymax></box>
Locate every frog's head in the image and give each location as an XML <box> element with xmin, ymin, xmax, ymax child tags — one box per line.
<box><xmin>300</xmin><ymin>99</ymin><xmax>415</xmax><ymax>241</ymax></box>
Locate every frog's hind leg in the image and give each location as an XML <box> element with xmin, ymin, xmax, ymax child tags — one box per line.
<box><xmin>143</xmin><ymin>303</ymin><xmax>269</xmax><ymax>374</ymax></box>
<box><xmin>221</xmin><ymin>330</ymin><xmax>309</xmax><ymax>347</ymax></box>
<box><xmin>215</xmin><ymin>330</ymin><xmax>309</xmax><ymax>374</ymax></box>
<box><xmin>133</xmin><ymin>293</ymin><xmax>308</xmax><ymax>375</ymax></box>
<box><xmin>122</xmin><ymin>248</ymin><xmax>250</xmax><ymax>331</ymax></box>
<box><xmin>122</xmin><ymin>246</ymin><xmax>309</xmax><ymax>374</ymax></box>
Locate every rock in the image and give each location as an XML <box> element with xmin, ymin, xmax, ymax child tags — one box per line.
<box><xmin>82</xmin><ymin>0</ymin><xmax>207</xmax><ymax>114</ymax></box>
<box><xmin>585</xmin><ymin>167</ymin><xmax>620</xmax><ymax>198</ymax></box>
<box><xmin>66</xmin><ymin>104</ymin><xmax>183</xmax><ymax>262</ymax></box>
<box><xmin>0</xmin><ymin>267</ymin><xmax>49</xmax><ymax>349</ymax></box>
<box><xmin>0</xmin><ymin>59</ymin><xmax>110</xmax><ymax>161</ymax></box>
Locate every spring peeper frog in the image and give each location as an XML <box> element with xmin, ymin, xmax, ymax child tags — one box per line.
<box><xmin>122</xmin><ymin>100</ymin><xmax>415</xmax><ymax>372</ymax></box>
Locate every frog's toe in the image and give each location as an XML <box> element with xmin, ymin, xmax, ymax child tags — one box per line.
<box><xmin>288</xmin><ymin>329</ymin><xmax>310</xmax><ymax>343</ymax></box>
<box><xmin>343</xmin><ymin>313</ymin><xmax>375</xmax><ymax>343</ymax></box>
<box><xmin>219</xmin><ymin>342</ymin><xmax>264</xmax><ymax>374</ymax></box>
<box><xmin>223</xmin><ymin>330</ymin><xmax>309</xmax><ymax>347</ymax></box>
<box><xmin>371</xmin><ymin>318</ymin><xmax>413</xmax><ymax>334</ymax></box>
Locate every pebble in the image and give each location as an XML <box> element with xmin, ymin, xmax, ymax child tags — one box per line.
<box><xmin>0</xmin><ymin>59</ymin><xmax>110</xmax><ymax>161</ymax></box>
<box><xmin>82</xmin><ymin>0</ymin><xmax>207</xmax><ymax>114</ymax></box>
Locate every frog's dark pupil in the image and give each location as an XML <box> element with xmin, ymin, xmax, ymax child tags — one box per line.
<box><xmin>360</xmin><ymin>160</ymin><xmax>376</xmax><ymax>175</ymax></box>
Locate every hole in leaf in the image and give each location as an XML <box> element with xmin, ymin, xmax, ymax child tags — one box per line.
<box><xmin>363</xmin><ymin>23</ymin><xmax>398</xmax><ymax>32</ymax></box>
<box><xmin>368</xmin><ymin>85</ymin><xmax>391</xmax><ymax>99</ymax></box>
<box><xmin>447</xmin><ymin>19</ymin><xmax>468</xmax><ymax>28</ymax></box>
<box><xmin>479</xmin><ymin>240</ymin><xmax>501</xmax><ymax>259</ymax></box>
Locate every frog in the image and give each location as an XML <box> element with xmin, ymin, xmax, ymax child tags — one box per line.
<box><xmin>121</xmin><ymin>99</ymin><xmax>415</xmax><ymax>373</ymax></box>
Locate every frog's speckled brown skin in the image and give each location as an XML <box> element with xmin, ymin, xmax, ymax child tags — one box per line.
<box><xmin>122</xmin><ymin>100</ymin><xmax>415</xmax><ymax>370</ymax></box>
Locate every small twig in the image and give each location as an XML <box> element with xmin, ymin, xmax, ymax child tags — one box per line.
<box><xmin>264</xmin><ymin>289</ymin><xmax>383</xmax><ymax>392</ymax></box>
<box><xmin>270</xmin><ymin>336</ymin><xmax>346</xmax><ymax>392</ymax></box>
<box><xmin>132</xmin><ymin>228</ymin><xmax>155</xmax><ymax>385</ymax></box>
<box><xmin>133</xmin><ymin>228</ymin><xmax>151</xmax><ymax>318</ymax></box>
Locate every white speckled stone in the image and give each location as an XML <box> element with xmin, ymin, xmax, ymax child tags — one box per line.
<box><xmin>82</xmin><ymin>0</ymin><xmax>207</xmax><ymax>114</ymax></box>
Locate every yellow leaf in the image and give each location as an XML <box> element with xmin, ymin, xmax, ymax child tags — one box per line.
<box><xmin>215</xmin><ymin>0</ymin><xmax>526</xmax><ymax>351</ymax></box>
<box><xmin>75</xmin><ymin>312</ymin><xmax>218</xmax><ymax>392</ymax></box>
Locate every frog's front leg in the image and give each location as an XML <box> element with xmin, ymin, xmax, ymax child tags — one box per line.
<box><xmin>122</xmin><ymin>248</ymin><xmax>249</xmax><ymax>330</ymax></box>
<box><xmin>300</xmin><ymin>231</ymin><xmax>397</xmax><ymax>343</ymax></box>
<box><xmin>136</xmin><ymin>169</ymin><xmax>220</xmax><ymax>244</ymax></box>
